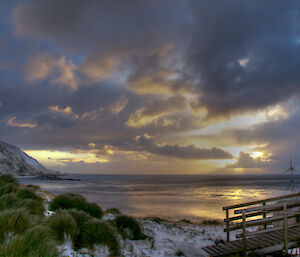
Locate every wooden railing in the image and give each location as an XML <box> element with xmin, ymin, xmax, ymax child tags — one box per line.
<box><xmin>223</xmin><ymin>192</ymin><xmax>300</xmax><ymax>256</ymax></box>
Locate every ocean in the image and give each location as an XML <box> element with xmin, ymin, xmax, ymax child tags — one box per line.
<box><xmin>18</xmin><ymin>174</ymin><xmax>300</xmax><ymax>221</ymax></box>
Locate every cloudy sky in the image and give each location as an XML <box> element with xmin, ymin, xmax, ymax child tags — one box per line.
<box><xmin>1</xmin><ymin>0</ymin><xmax>300</xmax><ymax>174</ymax></box>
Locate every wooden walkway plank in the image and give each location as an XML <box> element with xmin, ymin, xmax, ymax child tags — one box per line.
<box><xmin>291</xmin><ymin>226</ymin><xmax>300</xmax><ymax>234</ymax></box>
<box><xmin>240</xmin><ymin>238</ymin><xmax>257</xmax><ymax>249</ymax></box>
<box><xmin>247</xmin><ymin>236</ymin><xmax>271</xmax><ymax>248</ymax></box>
<box><xmin>202</xmin><ymin>246</ymin><xmax>219</xmax><ymax>256</ymax></box>
<box><xmin>227</xmin><ymin>240</ymin><xmax>243</xmax><ymax>250</ymax></box>
<box><xmin>205</xmin><ymin>245</ymin><xmax>224</xmax><ymax>256</ymax></box>
<box><xmin>212</xmin><ymin>244</ymin><xmax>234</xmax><ymax>255</ymax></box>
<box><xmin>203</xmin><ymin>194</ymin><xmax>300</xmax><ymax>256</ymax></box>
<box><xmin>265</xmin><ymin>231</ymin><xmax>284</xmax><ymax>242</ymax></box>
<box><xmin>260</xmin><ymin>233</ymin><xmax>279</xmax><ymax>245</ymax></box>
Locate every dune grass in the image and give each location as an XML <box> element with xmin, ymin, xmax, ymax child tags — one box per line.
<box><xmin>0</xmin><ymin>225</ymin><xmax>58</xmax><ymax>257</ymax></box>
<box><xmin>67</xmin><ymin>209</ymin><xmax>92</xmax><ymax>228</ymax></box>
<box><xmin>0</xmin><ymin>193</ymin><xmax>45</xmax><ymax>216</ymax></box>
<box><xmin>0</xmin><ymin>174</ymin><xmax>17</xmax><ymax>185</ymax></box>
<box><xmin>48</xmin><ymin>210</ymin><xmax>77</xmax><ymax>243</ymax></box>
<box><xmin>201</xmin><ymin>219</ymin><xmax>222</xmax><ymax>225</ymax></box>
<box><xmin>0</xmin><ymin>183</ymin><xmax>19</xmax><ymax>197</ymax></box>
<box><xmin>26</xmin><ymin>184</ymin><xmax>40</xmax><ymax>191</ymax></box>
<box><xmin>81</xmin><ymin>219</ymin><xmax>120</xmax><ymax>256</ymax></box>
<box><xmin>104</xmin><ymin>208</ymin><xmax>122</xmax><ymax>215</ymax></box>
<box><xmin>17</xmin><ymin>188</ymin><xmax>43</xmax><ymax>202</ymax></box>
<box><xmin>114</xmin><ymin>215</ymin><xmax>147</xmax><ymax>240</ymax></box>
<box><xmin>49</xmin><ymin>193</ymin><xmax>103</xmax><ymax>219</ymax></box>
<box><xmin>0</xmin><ymin>174</ymin><xmax>150</xmax><ymax>255</ymax></box>
<box><xmin>65</xmin><ymin>209</ymin><xmax>93</xmax><ymax>248</ymax></box>
<box><xmin>0</xmin><ymin>208</ymin><xmax>31</xmax><ymax>243</ymax></box>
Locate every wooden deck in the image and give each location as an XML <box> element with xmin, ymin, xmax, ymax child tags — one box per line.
<box><xmin>202</xmin><ymin>224</ymin><xmax>300</xmax><ymax>256</ymax></box>
<box><xmin>201</xmin><ymin>192</ymin><xmax>300</xmax><ymax>256</ymax></box>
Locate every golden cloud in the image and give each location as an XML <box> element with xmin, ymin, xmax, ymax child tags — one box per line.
<box><xmin>7</xmin><ymin>117</ymin><xmax>36</xmax><ymax>128</ymax></box>
<box><xmin>109</xmin><ymin>95</ymin><xmax>128</xmax><ymax>115</ymax></box>
<box><xmin>25</xmin><ymin>53</ymin><xmax>78</xmax><ymax>90</ymax></box>
<box><xmin>126</xmin><ymin>95</ymin><xmax>186</xmax><ymax>127</ymax></box>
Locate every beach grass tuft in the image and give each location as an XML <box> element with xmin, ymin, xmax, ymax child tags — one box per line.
<box><xmin>0</xmin><ymin>174</ymin><xmax>17</xmax><ymax>185</ymax></box>
<box><xmin>0</xmin><ymin>183</ymin><xmax>19</xmax><ymax>197</ymax></box>
<box><xmin>17</xmin><ymin>188</ymin><xmax>42</xmax><ymax>202</ymax></box>
<box><xmin>201</xmin><ymin>219</ymin><xmax>222</xmax><ymax>225</ymax></box>
<box><xmin>48</xmin><ymin>209</ymin><xmax>77</xmax><ymax>244</ymax></box>
<box><xmin>114</xmin><ymin>215</ymin><xmax>147</xmax><ymax>240</ymax></box>
<box><xmin>49</xmin><ymin>193</ymin><xmax>103</xmax><ymax>219</ymax></box>
<box><xmin>0</xmin><ymin>192</ymin><xmax>45</xmax><ymax>216</ymax></box>
<box><xmin>81</xmin><ymin>219</ymin><xmax>120</xmax><ymax>256</ymax></box>
<box><xmin>0</xmin><ymin>225</ymin><xmax>58</xmax><ymax>257</ymax></box>
<box><xmin>0</xmin><ymin>208</ymin><xmax>31</xmax><ymax>243</ymax></box>
<box><xmin>104</xmin><ymin>208</ymin><xmax>121</xmax><ymax>215</ymax></box>
<box><xmin>26</xmin><ymin>184</ymin><xmax>40</xmax><ymax>191</ymax></box>
<box><xmin>64</xmin><ymin>209</ymin><xmax>93</xmax><ymax>248</ymax></box>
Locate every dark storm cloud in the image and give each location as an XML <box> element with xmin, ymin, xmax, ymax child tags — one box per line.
<box><xmin>3</xmin><ymin>0</ymin><xmax>300</xmax><ymax>171</ymax></box>
<box><xmin>13</xmin><ymin>0</ymin><xmax>188</xmax><ymax>52</ymax></box>
<box><xmin>188</xmin><ymin>0</ymin><xmax>300</xmax><ymax>117</ymax></box>
<box><xmin>136</xmin><ymin>138</ymin><xmax>233</xmax><ymax>160</ymax></box>
<box><xmin>13</xmin><ymin>0</ymin><xmax>300</xmax><ymax>118</ymax></box>
<box><xmin>88</xmin><ymin>134</ymin><xmax>233</xmax><ymax>160</ymax></box>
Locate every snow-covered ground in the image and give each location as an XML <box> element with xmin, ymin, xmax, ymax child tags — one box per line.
<box><xmin>56</xmin><ymin>212</ymin><xmax>229</xmax><ymax>257</ymax></box>
<box><xmin>121</xmin><ymin>218</ymin><xmax>225</xmax><ymax>257</ymax></box>
<box><xmin>41</xmin><ymin>191</ymin><xmax>231</xmax><ymax>257</ymax></box>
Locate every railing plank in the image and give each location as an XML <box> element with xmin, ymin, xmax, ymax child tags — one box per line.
<box><xmin>224</xmin><ymin>213</ymin><xmax>299</xmax><ymax>232</ymax></box>
<box><xmin>235</xmin><ymin>223</ymin><xmax>299</xmax><ymax>238</ymax></box>
<box><xmin>225</xmin><ymin>200</ymin><xmax>300</xmax><ymax>222</ymax></box>
<box><xmin>234</xmin><ymin>199</ymin><xmax>300</xmax><ymax>214</ymax></box>
<box><xmin>223</xmin><ymin>192</ymin><xmax>300</xmax><ymax>210</ymax></box>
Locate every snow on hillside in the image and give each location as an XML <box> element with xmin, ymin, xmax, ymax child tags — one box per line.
<box><xmin>0</xmin><ymin>141</ymin><xmax>56</xmax><ymax>176</ymax></box>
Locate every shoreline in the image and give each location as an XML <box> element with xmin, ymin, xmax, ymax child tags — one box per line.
<box><xmin>7</xmin><ymin>174</ymin><xmax>229</xmax><ymax>256</ymax></box>
<box><xmin>17</xmin><ymin>174</ymin><xmax>291</xmax><ymax>222</ymax></box>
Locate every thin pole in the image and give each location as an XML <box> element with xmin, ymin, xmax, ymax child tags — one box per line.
<box><xmin>283</xmin><ymin>202</ymin><xmax>288</xmax><ymax>254</ymax></box>
<box><xmin>242</xmin><ymin>209</ymin><xmax>247</xmax><ymax>257</ymax></box>
<box><xmin>263</xmin><ymin>202</ymin><xmax>267</xmax><ymax>229</ymax></box>
<box><xmin>226</xmin><ymin>209</ymin><xmax>230</xmax><ymax>242</ymax></box>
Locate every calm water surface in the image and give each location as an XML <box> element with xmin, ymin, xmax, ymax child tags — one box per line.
<box><xmin>18</xmin><ymin>174</ymin><xmax>300</xmax><ymax>221</ymax></box>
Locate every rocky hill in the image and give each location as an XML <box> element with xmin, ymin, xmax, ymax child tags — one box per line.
<box><xmin>0</xmin><ymin>141</ymin><xmax>57</xmax><ymax>177</ymax></box>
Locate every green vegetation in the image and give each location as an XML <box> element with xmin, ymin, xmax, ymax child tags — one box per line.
<box><xmin>0</xmin><ymin>193</ymin><xmax>45</xmax><ymax>216</ymax></box>
<box><xmin>201</xmin><ymin>219</ymin><xmax>222</xmax><ymax>225</ymax></box>
<box><xmin>17</xmin><ymin>188</ymin><xmax>42</xmax><ymax>202</ymax></box>
<box><xmin>49</xmin><ymin>193</ymin><xmax>103</xmax><ymax>219</ymax></box>
<box><xmin>26</xmin><ymin>184</ymin><xmax>40</xmax><ymax>191</ymax></box>
<box><xmin>67</xmin><ymin>209</ymin><xmax>92</xmax><ymax>228</ymax></box>
<box><xmin>0</xmin><ymin>174</ymin><xmax>147</xmax><ymax>256</ymax></box>
<box><xmin>0</xmin><ymin>174</ymin><xmax>58</xmax><ymax>257</ymax></box>
<box><xmin>104</xmin><ymin>208</ymin><xmax>122</xmax><ymax>215</ymax></box>
<box><xmin>175</xmin><ymin>250</ymin><xmax>185</xmax><ymax>256</ymax></box>
<box><xmin>148</xmin><ymin>216</ymin><xmax>165</xmax><ymax>224</ymax></box>
<box><xmin>0</xmin><ymin>183</ymin><xmax>19</xmax><ymax>197</ymax></box>
<box><xmin>0</xmin><ymin>208</ymin><xmax>31</xmax><ymax>242</ymax></box>
<box><xmin>81</xmin><ymin>219</ymin><xmax>120</xmax><ymax>256</ymax></box>
<box><xmin>114</xmin><ymin>215</ymin><xmax>147</xmax><ymax>240</ymax></box>
<box><xmin>48</xmin><ymin>210</ymin><xmax>77</xmax><ymax>243</ymax></box>
<box><xmin>0</xmin><ymin>174</ymin><xmax>17</xmax><ymax>185</ymax></box>
<box><xmin>0</xmin><ymin>225</ymin><xmax>58</xmax><ymax>257</ymax></box>
<box><xmin>0</xmin><ymin>175</ymin><xmax>57</xmax><ymax>256</ymax></box>
<box><xmin>180</xmin><ymin>218</ymin><xmax>193</xmax><ymax>224</ymax></box>
<box><xmin>48</xmin><ymin>209</ymin><xmax>120</xmax><ymax>255</ymax></box>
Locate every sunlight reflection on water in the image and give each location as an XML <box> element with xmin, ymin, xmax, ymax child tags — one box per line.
<box><xmin>18</xmin><ymin>174</ymin><xmax>299</xmax><ymax>221</ymax></box>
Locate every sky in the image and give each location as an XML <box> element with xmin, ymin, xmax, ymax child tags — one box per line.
<box><xmin>1</xmin><ymin>0</ymin><xmax>300</xmax><ymax>174</ymax></box>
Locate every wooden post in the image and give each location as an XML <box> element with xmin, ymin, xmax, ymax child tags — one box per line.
<box><xmin>242</xmin><ymin>209</ymin><xmax>247</xmax><ymax>257</ymax></box>
<box><xmin>283</xmin><ymin>202</ymin><xmax>288</xmax><ymax>254</ymax></box>
<box><xmin>226</xmin><ymin>209</ymin><xmax>230</xmax><ymax>242</ymax></box>
<box><xmin>263</xmin><ymin>202</ymin><xmax>267</xmax><ymax>229</ymax></box>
